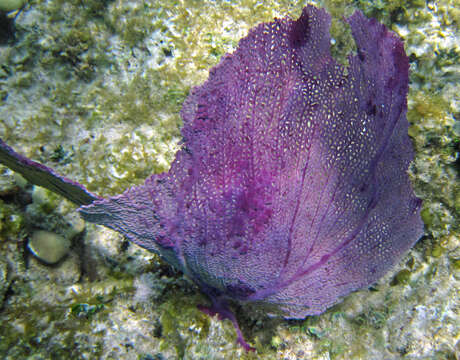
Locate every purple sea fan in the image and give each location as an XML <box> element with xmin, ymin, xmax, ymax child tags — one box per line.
<box><xmin>0</xmin><ymin>5</ymin><xmax>423</xmax><ymax>351</ymax></box>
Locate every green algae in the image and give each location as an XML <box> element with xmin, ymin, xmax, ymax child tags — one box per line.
<box><xmin>408</xmin><ymin>87</ymin><xmax>458</xmax><ymax>241</ymax></box>
<box><xmin>71</xmin><ymin>302</ymin><xmax>105</xmax><ymax>318</ymax></box>
<box><xmin>391</xmin><ymin>269</ymin><xmax>412</xmax><ymax>285</ymax></box>
<box><xmin>0</xmin><ymin>199</ymin><xmax>24</xmax><ymax>239</ymax></box>
<box><xmin>0</xmin><ymin>274</ymin><xmax>134</xmax><ymax>358</ymax></box>
<box><xmin>452</xmin><ymin>258</ymin><xmax>460</xmax><ymax>272</ymax></box>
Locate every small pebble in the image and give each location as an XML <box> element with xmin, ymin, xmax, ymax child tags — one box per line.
<box><xmin>28</xmin><ymin>230</ymin><xmax>71</xmax><ymax>264</ymax></box>
<box><xmin>0</xmin><ymin>0</ymin><xmax>25</xmax><ymax>12</ymax></box>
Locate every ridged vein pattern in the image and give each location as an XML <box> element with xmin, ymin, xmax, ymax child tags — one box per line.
<box><xmin>79</xmin><ymin>6</ymin><xmax>423</xmax><ymax>318</ymax></box>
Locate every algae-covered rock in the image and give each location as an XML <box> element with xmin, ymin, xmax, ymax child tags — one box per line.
<box><xmin>27</xmin><ymin>250</ymin><xmax>80</xmax><ymax>284</ymax></box>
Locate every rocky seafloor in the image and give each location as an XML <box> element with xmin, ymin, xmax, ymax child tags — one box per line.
<box><xmin>0</xmin><ymin>0</ymin><xmax>458</xmax><ymax>359</ymax></box>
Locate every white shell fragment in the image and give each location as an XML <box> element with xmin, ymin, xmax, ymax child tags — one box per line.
<box><xmin>28</xmin><ymin>230</ymin><xmax>71</xmax><ymax>264</ymax></box>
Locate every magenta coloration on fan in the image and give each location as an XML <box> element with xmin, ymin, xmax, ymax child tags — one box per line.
<box><xmin>0</xmin><ymin>6</ymin><xmax>423</xmax><ymax>351</ymax></box>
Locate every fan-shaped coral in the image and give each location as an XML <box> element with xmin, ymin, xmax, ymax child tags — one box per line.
<box><xmin>0</xmin><ymin>5</ymin><xmax>423</xmax><ymax>350</ymax></box>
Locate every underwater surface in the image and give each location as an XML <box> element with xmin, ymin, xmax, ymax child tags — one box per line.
<box><xmin>0</xmin><ymin>0</ymin><xmax>458</xmax><ymax>359</ymax></box>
